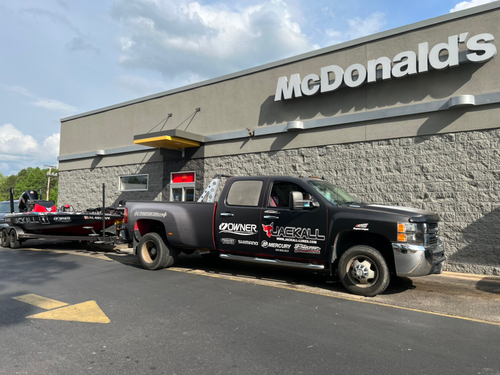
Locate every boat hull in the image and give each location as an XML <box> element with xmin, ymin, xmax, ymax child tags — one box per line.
<box><xmin>4</xmin><ymin>212</ymin><xmax>123</xmax><ymax>236</ymax></box>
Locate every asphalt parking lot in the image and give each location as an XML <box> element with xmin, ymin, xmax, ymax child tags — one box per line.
<box><xmin>9</xmin><ymin>240</ymin><xmax>500</xmax><ymax>325</ymax></box>
<box><xmin>1</xmin><ymin>241</ymin><xmax>500</xmax><ymax>374</ymax></box>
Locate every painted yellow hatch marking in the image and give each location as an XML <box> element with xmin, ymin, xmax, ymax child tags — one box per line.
<box><xmin>27</xmin><ymin>301</ymin><xmax>110</xmax><ymax>323</ymax></box>
<box><xmin>13</xmin><ymin>294</ymin><xmax>69</xmax><ymax>310</ymax></box>
<box><xmin>13</xmin><ymin>294</ymin><xmax>110</xmax><ymax>324</ymax></box>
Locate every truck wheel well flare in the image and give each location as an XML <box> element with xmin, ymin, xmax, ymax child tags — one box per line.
<box><xmin>335</xmin><ymin>231</ymin><xmax>395</xmax><ymax>272</ymax></box>
<box><xmin>338</xmin><ymin>245</ymin><xmax>391</xmax><ymax>297</ymax></box>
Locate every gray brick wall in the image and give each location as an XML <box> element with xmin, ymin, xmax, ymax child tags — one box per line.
<box><xmin>58</xmin><ymin>161</ymin><xmax>165</xmax><ymax>210</ymax></box>
<box><xmin>59</xmin><ymin>129</ymin><xmax>500</xmax><ymax>275</ymax></box>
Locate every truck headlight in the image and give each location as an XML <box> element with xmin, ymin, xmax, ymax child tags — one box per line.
<box><xmin>397</xmin><ymin>222</ymin><xmax>425</xmax><ymax>245</ymax></box>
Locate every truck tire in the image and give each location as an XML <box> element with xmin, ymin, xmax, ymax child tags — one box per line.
<box><xmin>338</xmin><ymin>245</ymin><xmax>390</xmax><ymax>297</ymax></box>
<box><xmin>9</xmin><ymin>230</ymin><xmax>21</xmax><ymax>249</ymax></box>
<box><xmin>1</xmin><ymin>229</ymin><xmax>9</xmax><ymax>247</ymax></box>
<box><xmin>137</xmin><ymin>232</ymin><xmax>176</xmax><ymax>270</ymax></box>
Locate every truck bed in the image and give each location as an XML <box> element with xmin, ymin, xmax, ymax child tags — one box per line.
<box><xmin>126</xmin><ymin>201</ymin><xmax>216</xmax><ymax>250</ymax></box>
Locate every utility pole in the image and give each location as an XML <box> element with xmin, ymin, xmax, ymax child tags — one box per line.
<box><xmin>44</xmin><ymin>165</ymin><xmax>58</xmax><ymax>201</ymax></box>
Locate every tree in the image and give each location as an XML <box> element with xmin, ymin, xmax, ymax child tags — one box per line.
<box><xmin>0</xmin><ymin>167</ymin><xmax>58</xmax><ymax>205</ymax></box>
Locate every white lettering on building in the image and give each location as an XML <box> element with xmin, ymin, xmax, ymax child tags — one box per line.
<box><xmin>275</xmin><ymin>32</ymin><xmax>496</xmax><ymax>101</ymax></box>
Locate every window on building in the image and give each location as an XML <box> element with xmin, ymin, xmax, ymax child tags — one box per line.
<box><xmin>119</xmin><ymin>174</ymin><xmax>149</xmax><ymax>191</ymax></box>
<box><xmin>170</xmin><ymin>172</ymin><xmax>196</xmax><ymax>202</ymax></box>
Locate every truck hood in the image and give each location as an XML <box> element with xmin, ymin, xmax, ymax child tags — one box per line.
<box><xmin>360</xmin><ymin>204</ymin><xmax>440</xmax><ymax>222</ymax></box>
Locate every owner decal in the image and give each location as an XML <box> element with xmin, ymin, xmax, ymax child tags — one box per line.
<box><xmin>219</xmin><ymin>223</ymin><xmax>258</xmax><ymax>236</ymax></box>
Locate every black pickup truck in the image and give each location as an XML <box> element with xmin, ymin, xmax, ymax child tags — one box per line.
<box><xmin>124</xmin><ymin>176</ymin><xmax>445</xmax><ymax>296</ymax></box>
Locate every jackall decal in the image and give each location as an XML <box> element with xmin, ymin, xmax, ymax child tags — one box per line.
<box><xmin>294</xmin><ymin>244</ymin><xmax>321</xmax><ymax>254</ymax></box>
<box><xmin>354</xmin><ymin>223</ymin><xmax>369</xmax><ymax>231</ymax></box>
<box><xmin>262</xmin><ymin>222</ymin><xmax>325</xmax><ymax>243</ymax></box>
<box><xmin>262</xmin><ymin>223</ymin><xmax>274</xmax><ymax>238</ymax></box>
<box><xmin>220</xmin><ymin>238</ymin><xmax>236</xmax><ymax>245</ymax></box>
<box><xmin>238</xmin><ymin>240</ymin><xmax>258</xmax><ymax>246</ymax></box>
<box><xmin>134</xmin><ymin>211</ymin><xmax>167</xmax><ymax>218</ymax></box>
<box><xmin>13</xmin><ymin>216</ymin><xmax>40</xmax><ymax>224</ymax></box>
<box><xmin>261</xmin><ymin>240</ymin><xmax>291</xmax><ymax>252</ymax></box>
<box><xmin>219</xmin><ymin>223</ymin><xmax>257</xmax><ymax>236</ymax></box>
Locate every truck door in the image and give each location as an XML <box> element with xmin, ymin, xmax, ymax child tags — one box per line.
<box><xmin>261</xmin><ymin>179</ymin><xmax>328</xmax><ymax>262</ymax></box>
<box><xmin>214</xmin><ymin>177</ymin><xmax>267</xmax><ymax>255</ymax></box>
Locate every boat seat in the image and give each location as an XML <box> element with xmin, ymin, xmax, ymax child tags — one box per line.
<box><xmin>32</xmin><ymin>201</ymin><xmax>57</xmax><ymax>213</ymax></box>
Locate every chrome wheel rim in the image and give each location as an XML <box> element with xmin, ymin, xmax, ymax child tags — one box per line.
<box><xmin>346</xmin><ymin>255</ymin><xmax>379</xmax><ymax>288</ymax></box>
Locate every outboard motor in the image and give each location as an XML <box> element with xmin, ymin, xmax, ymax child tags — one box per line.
<box><xmin>18</xmin><ymin>190</ymin><xmax>57</xmax><ymax>213</ymax></box>
<box><xmin>18</xmin><ymin>190</ymin><xmax>39</xmax><ymax>212</ymax></box>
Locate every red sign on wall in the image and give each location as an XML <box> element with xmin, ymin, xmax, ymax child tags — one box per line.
<box><xmin>172</xmin><ymin>172</ymin><xmax>195</xmax><ymax>183</ymax></box>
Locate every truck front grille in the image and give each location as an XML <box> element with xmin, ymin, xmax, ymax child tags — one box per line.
<box><xmin>426</xmin><ymin>222</ymin><xmax>439</xmax><ymax>246</ymax></box>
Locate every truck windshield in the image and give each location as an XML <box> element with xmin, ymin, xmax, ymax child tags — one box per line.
<box><xmin>308</xmin><ymin>180</ymin><xmax>359</xmax><ymax>205</ymax></box>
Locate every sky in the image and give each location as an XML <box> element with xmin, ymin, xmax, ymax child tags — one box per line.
<box><xmin>0</xmin><ymin>0</ymin><xmax>497</xmax><ymax>176</ymax></box>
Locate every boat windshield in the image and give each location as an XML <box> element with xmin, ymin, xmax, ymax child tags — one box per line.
<box><xmin>308</xmin><ymin>180</ymin><xmax>359</xmax><ymax>206</ymax></box>
<box><xmin>0</xmin><ymin>201</ymin><xmax>18</xmax><ymax>213</ymax></box>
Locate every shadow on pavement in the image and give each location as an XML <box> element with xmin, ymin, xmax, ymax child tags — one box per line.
<box><xmin>475</xmin><ymin>277</ymin><xmax>500</xmax><ymax>295</ymax></box>
<box><xmin>104</xmin><ymin>251</ymin><xmax>415</xmax><ymax>296</ymax></box>
<box><xmin>0</xmin><ymin>247</ymin><xmax>81</xmax><ymax>327</ymax></box>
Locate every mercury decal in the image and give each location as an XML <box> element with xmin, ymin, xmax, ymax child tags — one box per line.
<box><xmin>261</xmin><ymin>240</ymin><xmax>291</xmax><ymax>252</ymax></box>
<box><xmin>219</xmin><ymin>223</ymin><xmax>257</xmax><ymax>236</ymax></box>
<box><xmin>220</xmin><ymin>238</ymin><xmax>236</xmax><ymax>245</ymax></box>
<box><xmin>294</xmin><ymin>244</ymin><xmax>321</xmax><ymax>254</ymax></box>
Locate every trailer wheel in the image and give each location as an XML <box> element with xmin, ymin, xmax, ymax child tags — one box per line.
<box><xmin>9</xmin><ymin>230</ymin><xmax>21</xmax><ymax>249</ymax></box>
<box><xmin>137</xmin><ymin>232</ymin><xmax>176</xmax><ymax>270</ymax></box>
<box><xmin>1</xmin><ymin>229</ymin><xmax>9</xmax><ymax>247</ymax></box>
<box><xmin>338</xmin><ymin>245</ymin><xmax>390</xmax><ymax>297</ymax></box>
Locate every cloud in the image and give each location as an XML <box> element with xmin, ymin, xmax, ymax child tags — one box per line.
<box><xmin>325</xmin><ymin>12</ymin><xmax>386</xmax><ymax>45</ymax></box>
<box><xmin>65</xmin><ymin>36</ymin><xmax>100</xmax><ymax>54</ymax></box>
<box><xmin>111</xmin><ymin>0</ymin><xmax>318</xmax><ymax>83</ymax></box>
<box><xmin>450</xmin><ymin>0</ymin><xmax>497</xmax><ymax>12</ymax></box>
<box><xmin>31</xmin><ymin>99</ymin><xmax>77</xmax><ymax>113</ymax></box>
<box><xmin>5</xmin><ymin>85</ymin><xmax>77</xmax><ymax>114</ymax></box>
<box><xmin>21</xmin><ymin>7</ymin><xmax>100</xmax><ymax>54</ymax></box>
<box><xmin>0</xmin><ymin>124</ymin><xmax>59</xmax><ymax>176</ymax></box>
<box><xmin>6</xmin><ymin>85</ymin><xmax>35</xmax><ymax>98</ymax></box>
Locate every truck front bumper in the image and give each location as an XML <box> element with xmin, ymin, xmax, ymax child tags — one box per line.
<box><xmin>392</xmin><ymin>238</ymin><xmax>445</xmax><ymax>277</ymax></box>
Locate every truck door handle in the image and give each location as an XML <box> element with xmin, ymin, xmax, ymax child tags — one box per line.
<box><xmin>263</xmin><ymin>216</ymin><xmax>279</xmax><ymax>220</ymax></box>
<box><xmin>220</xmin><ymin>213</ymin><xmax>234</xmax><ymax>217</ymax></box>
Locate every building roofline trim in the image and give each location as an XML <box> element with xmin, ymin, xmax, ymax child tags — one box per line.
<box><xmin>60</xmin><ymin>3</ymin><xmax>500</xmax><ymax>123</ymax></box>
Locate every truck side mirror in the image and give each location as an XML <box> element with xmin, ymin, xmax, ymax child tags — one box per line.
<box><xmin>290</xmin><ymin>191</ymin><xmax>304</xmax><ymax>210</ymax></box>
